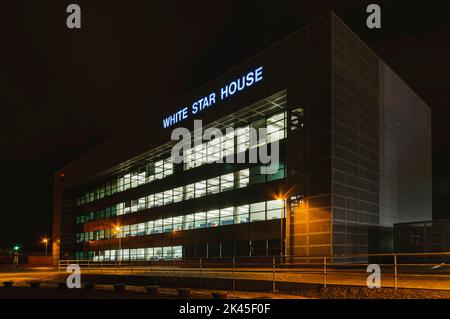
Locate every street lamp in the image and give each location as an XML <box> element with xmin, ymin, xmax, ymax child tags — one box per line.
<box><xmin>42</xmin><ymin>238</ymin><xmax>49</xmax><ymax>256</ymax></box>
<box><xmin>277</xmin><ymin>197</ymin><xmax>286</xmax><ymax>257</ymax></box>
<box><xmin>41</xmin><ymin>237</ymin><xmax>49</xmax><ymax>265</ymax></box>
<box><xmin>12</xmin><ymin>245</ymin><xmax>20</xmax><ymax>268</ymax></box>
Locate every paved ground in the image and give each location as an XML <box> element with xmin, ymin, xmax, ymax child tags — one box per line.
<box><xmin>2</xmin><ymin>266</ymin><xmax>450</xmax><ymax>298</ymax></box>
<box><xmin>54</xmin><ymin>265</ymin><xmax>450</xmax><ymax>290</ymax></box>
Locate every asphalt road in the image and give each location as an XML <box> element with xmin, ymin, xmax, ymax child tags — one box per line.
<box><xmin>2</xmin><ymin>265</ymin><xmax>450</xmax><ymax>291</ymax></box>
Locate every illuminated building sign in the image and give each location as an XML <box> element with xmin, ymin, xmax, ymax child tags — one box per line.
<box><xmin>162</xmin><ymin>66</ymin><xmax>263</xmax><ymax>128</ymax></box>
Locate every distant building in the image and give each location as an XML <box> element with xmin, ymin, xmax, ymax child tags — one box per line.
<box><xmin>395</xmin><ymin>219</ymin><xmax>450</xmax><ymax>253</ymax></box>
<box><xmin>53</xmin><ymin>12</ymin><xmax>432</xmax><ymax>263</ymax></box>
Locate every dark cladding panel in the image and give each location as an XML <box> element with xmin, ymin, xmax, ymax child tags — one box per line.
<box><xmin>330</xmin><ymin>14</ymin><xmax>380</xmax><ymax>255</ymax></box>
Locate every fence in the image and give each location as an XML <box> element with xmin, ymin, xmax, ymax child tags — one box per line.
<box><xmin>58</xmin><ymin>252</ymin><xmax>450</xmax><ymax>291</ymax></box>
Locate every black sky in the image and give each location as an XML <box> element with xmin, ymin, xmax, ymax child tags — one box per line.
<box><xmin>1</xmin><ymin>0</ymin><xmax>449</xmax><ymax>251</ymax></box>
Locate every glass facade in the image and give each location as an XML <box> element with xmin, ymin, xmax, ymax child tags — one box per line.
<box><xmin>72</xmin><ymin>93</ymin><xmax>289</xmax><ymax>260</ymax></box>
<box><xmin>76</xmin><ymin>163</ymin><xmax>285</xmax><ymax>224</ymax></box>
<box><xmin>75</xmin><ymin>111</ymin><xmax>286</xmax><ymax>207</ymax></box>
<box><xmin>76</xmin><ymin>245</ymin><xmax>183</xmax><ymax>262</ymax></box>
<box><xmin>76</xmin><ymin>199</ymin><xmax>284</xmax><ymax>243</ymax></box>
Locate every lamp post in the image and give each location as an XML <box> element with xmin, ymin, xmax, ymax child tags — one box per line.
<box><xmin>12</xmin><ymin>245</ymin><xmax>20</xmax><ymax>268</ymax></box>
<box><xmin>277</xmin><ymin>197</ymin><xmax>286</xmax><ymax>257</ymax></box>
<box><xmin>42</xmin><ymin>238</ymin><xmax>49</xmax><ymax>265</ymax></box>
<box><xmin>42</xmin><ymin>238</ymin><xmax>49</xmax><ymax>255</ymax></box>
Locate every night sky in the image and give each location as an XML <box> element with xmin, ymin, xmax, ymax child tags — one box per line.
<box><xmin>1</xmin><ymin>1</ymin><xmax>449</xmax><ymax>252</ymax></box>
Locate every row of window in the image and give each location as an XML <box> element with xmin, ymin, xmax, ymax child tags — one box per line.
<box><xmin>76</xmin><ymin>200</ymin><xmax>285</xmax><ymax>243</ymax></box>
<box><xmin>76</xmin><ymin>111</ymin><xmax>287</xmax><ymax>207</ymax></box>
<box><xmin>183</xmin><ymin>112</ymin><xmax>286</xmax><ymax>170</ymax></box>
<box><xmin>76</xmin><ymin>157</ymin><xmax>174</xmax><ymax>206</ymax></box>
<box><xmin>76</xmin><ymin>164</ymin><xmax>285</xmax><ymax>224</ymax></box>
<box><xmin>76</xmin><ymin>246</ymin><xmax>182</xmax><ymax>261</ymax></box>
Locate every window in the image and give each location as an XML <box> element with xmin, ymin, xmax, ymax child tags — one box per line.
<box><xmin>194</xmin><ymin>212</ymin><xmax>206</xmax><ymax>229</ymax></box>
<box><xmin>267</xmin><ymin>162</ymin><xmax>285</xmax><ymax>181</ymax></box>
<box><xmin>206</xmin><ymin>135</ymin><xmax>221</xmax><ymax>163</ymax></box>
<box><xmin>154</xmin><ymin>247</ymin><xmax>163</xmax><ymax>260</ymax></box>
<box><xmin>122</xmin><ymin>249</ymin><xmax>129</xmax><ymax>261</ymax></box>
<box><xmin>235</xmin><ymin>205</ymin><xmax>249</xmax><ymax>224</ymax></box>
<box><xmin>163</xmin><ymin>247</ymin><xmax>174</xmax><ymax>260</ymax></box>
<box><xmin>138</xmin><ymin>197</ymin><xmax>146</xmax><ymax>210</ymax></box>
<box><xmin>145</xmin><ymin>248</ymin><xmax>154</xmax><ymax>261</ymax></box>
<box><xmin>207</xmin><ymin>177</ymin><xmax>220</xmax><ymax>195</ymax></box>
<box><xmin>183</xmin><ymin>214</ymin><xmax>195</xmax><ymax>230</ymax></box>
<box><xmin>130</xmin><ymin>199</ymin><xmax>138</xmax><ymax>213</ymax></box>
<box><xmin>123</xmin><ymin>174</ymin><xmax>131</xmax><ymax>191</ymax></box>
<box><xmin>195</xmin><ymin>181</ymin><xmax>207</xmax><ymax>198</ymax></box>
<box><xmin>184</xmin><ymin>147</ymin><xmax>194</xmax><ymax>170</ymax></box>
<box><xmin>137</xmin><ymin>223</ymin><xmax>145</xmax><ymax>236</ymax></box>
<box><xmin>173</xmin><ymin>187</ymin><xmax>183</xmax><ymax>202</ymax></box>
<box><xmin>124</xmin><ymin>201</ymin><xmax>131</xmax><ymax>214</ymax></box>
<box><xmin>173</xmin><ymin>216</ymin><xmax>183</xmax><ymax>231</ymax></box>
<box><xmin>206</xmin><ymin>210</ymin><xmax>220</xmax><ymax>227</ymax></box>
<box><xmin>136</xmin><ymin>248</ymin><xmax>145</xmax><ymax>260</ymax></box>
<box><xmin>146</xmin><ymin>221</ymin><xmax>154</xmax><ymax>235</ymax></box>
<box><xmin>163</xmin><ymin>217</ymin><xmax>173</xmax><ymax>232</ymax></box>
<box><xmin>220</xmin><ymin>207</ymin><xmax>234</xmax><ymax>226</ymax></box>
<box><xmin>250</xmin><ymin>202</ymin><xmax>265</xmax><ymax>222</ymax></box>
<box><xmin>186</xmin><ymin>183</ymin><xmax>195</xmax><ymax>200</ymax></box>
<box><xmin>267</xmin><ymin>112</ymin><xmax>286</xmax><ymax>143</ymax></box>
<box><xmin>122</xmin><ymin>225</ymin><xmax>130</xmax><ymax>238</ymax></box>
<box><xmin>173</xmin><ymin>246</ymin><xmax>182</xmax><ymax>259</ymax></box>
<box><xmin>146</xmin><ymin>162</ymin><xmax>155</xmax><ymax>183</ymax></box>
<box><xmin>116</xmin><ymin>202</ymin><xmax>124</xmax><ymax>216</ymax></box>
<box><xmin>194</xmin><ymin>143</ymin><xmax>206</xmax><ymax>167</ymax></box>
<box><xmin>155</xmin><ymin>192</ymin><xmax>163</xmax><ymax>207</ymax></box>
<box><xmin>147</xmin><ymin>194</ymin><xmax>155</xmax><ymax>208</ymax></box>
<box><xmin>155</xmin><ymin>160</ymin><xmax>164</xmax><ymax>180</ymax></box>
<box><xmin>153</xmin><ymin>219</ymin><xmax>162</xmax><ymax>234</ymax></box>
<box><xmin>222</xmin><ymin>130</ymin><xmax>234</xmax><ymax>158</ymax></box>
<box><xmin>220</xmin><ymin>173</ymin><xmax>234</xmax><ymax>191</ymax></box>
<box><xmin>163</xmin><ymin>190</ymin><xmax>173</xmax><ymax>205</ymax></box>
<box><xmin>163</xmin><ymin>158</ymin><xmax>173</xmax><ymax>177</ymax></box>
<box><xmin>130</xmin><ymin>249</ymin><xmax>137</xmax><ymax>260</ymax></box>
<box><xmin>237</xmin><ymin>169</ymin><xmax>249</xmax><ymax>188</ymax></box>
<box><xmin>267</xmin><ymin>200</ymin><xmax>282</xmax><ymax>219</ymax></box>
<box><xmin>236</xmin><ymin>125</ymin><xmax>249</xmax><ymax>153</ymax></box>
<box><xmin>291</xmin><ymin>107</ymin><xmax>304</xmax><ymax>131</ymax></box>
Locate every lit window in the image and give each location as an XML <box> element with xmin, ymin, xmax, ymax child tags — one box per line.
<box><xmin>194</xmin><ymin>212</ymin><xmax>206</xmax><ymax>229</ymax></box>
<box><xmin>250</xmin><ymin>202</ymin><xmax>266</xmax><ymax>222</ymax></box>
<box><xmin>163</xmin><ymin>217</ymin><xmax>173</xmax><ymax>232</ymax></box>
<box><xmin>266</xmin><ymin>200</ymin><xmax>282</xmax><ymax>220</ymax></box>
<box><xmin>237</xmin><ymin>169</ymin><xmax>249</xmax><ymax>188</ymax></box>
<box><xmin>235</xmin><ymin>205</ymin><xmax>249</xmax><ymax>224</ymax></box>
<box><xmin>220</xmin><ymin>173</ymin><xmax>234</xmax><ymax>191</ymax></box>
<box><xmin>183</xmin><ymin>214</ymin><xmax>195</xmax><ymax>230</ymax></box>
<box><xmin>207</xmin><ymin>177</ymin><xmax>220</xmax><ymax>195</ymax></box>
<box><xmin>206</xmin><ymin>210</ymin><xmax>220</xmax><ymax>227</ymax></box>
<box><xmin>173</xmin><ymin>216</ymin><xmax>183</xmax><ymax>231</ymax></box>
<box><xmin>220</xmin><ymin>207</ymin><xmax>234</xmax><ymax>226</ymax></box>
<box><xmin>195</xmin><ymin>180</ymin><xmax>207</xmax><ymax>198</ymax></box>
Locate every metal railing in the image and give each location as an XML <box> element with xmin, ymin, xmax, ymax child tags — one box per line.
<box><xmin>58</xmin><ymin>251</ymin><xmax>450</xmax><ymax>291</ymax></box>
